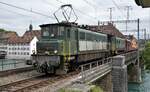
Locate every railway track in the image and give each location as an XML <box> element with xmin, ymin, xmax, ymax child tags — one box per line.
<box><xmin>0</xmin><ymin>71</ymin><xmax>78</xmax><ymax>92</ymax></box>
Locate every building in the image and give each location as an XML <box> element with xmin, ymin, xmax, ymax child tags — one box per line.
<box><xmin>0</xmin><ymin>31</ymin><xmax>18</xmax><ymax>52</ymax></box>
<box><xmin>7</xmin><ymin>30</ymin><xmax>41</xmax><ymax>60</ymax></box>
<box><xmin>0</xmin><ymin>31</ymin><xmax>18</xmax><ymax>59</ymax></box>
<box><xmin>80</xmin><ymin>23</ymin><xmax>125</xmax><ymax>38</ymax></box>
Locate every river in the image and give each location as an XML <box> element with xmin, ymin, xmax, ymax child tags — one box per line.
<box><xmin>128</xmin><ymin>71</ymin><xmax>150</xmax><ymax>92</ymax></box>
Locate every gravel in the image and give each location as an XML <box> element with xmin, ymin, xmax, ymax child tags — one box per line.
<box><xmin>0</xmin><ymin>70</ymin><xmax>41</xmax><ymax>86</ymax></box>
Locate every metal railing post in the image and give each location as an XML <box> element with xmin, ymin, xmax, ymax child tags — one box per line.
<box><xmin>81</xmin><ymin>65</ymin><xmax>85</xmax><ymax>82</ymax></box>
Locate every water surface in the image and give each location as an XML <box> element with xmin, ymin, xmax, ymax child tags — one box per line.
<box><xmin>128</xmin><ymin>71</ymin><xmax>150</xmax><ymax>92</ymax></box>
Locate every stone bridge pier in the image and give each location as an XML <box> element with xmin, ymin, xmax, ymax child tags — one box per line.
<box><xmin>111</xmin><ymin>55</ymin><xmax>141</xmax><ymax>92</ymax></box>
<box><xmin>112</xmin><ymin>56</ymin><xmax>128</xmax><ymax>92</ymax></box>
<box><xmin>128</xmin><ymin>61</ymin><xmax>142</xmax><ymax>83</ymax></box>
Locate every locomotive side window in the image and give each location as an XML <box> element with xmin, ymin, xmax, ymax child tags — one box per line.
<box><xmin>80</xmin><ymin>32</ymin><xmax>85</xmax><ymax>40</ymax></box>
<box><xmin>59</xmin><ymin>27</ymin><xmax>64</xmax><ymax>36</ymax></box>
<box><xmin>86</xmin><ymin>33</ymin><xmax>91</xmax><ymax>41</ymax></box>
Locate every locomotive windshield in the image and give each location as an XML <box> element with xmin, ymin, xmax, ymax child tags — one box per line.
<box><xmin>42</xmin><ymin>26</ymin><xmax>64</xmax><ymax>39</ymax></box>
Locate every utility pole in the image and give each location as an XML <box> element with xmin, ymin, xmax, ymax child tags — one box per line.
<box><xmin>125</xmin><ymin>6</ymin><xmax>132</xmax><ymax>32</ymax></box>
<box><xmin>144</xmin><ymin>29</ymin><xmax>146</xmax><ymax>43</ymax></box>
<box><xmin>108</xmin><ymin>7</ymin><xmax>114</xmax><ymax>22</ymax></box>
<box><xmin>137</xmin><ymin>18</ymin><xmax>142</xmax><ymax>82</ymax></box>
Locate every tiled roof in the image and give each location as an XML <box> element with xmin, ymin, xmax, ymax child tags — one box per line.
<box><xmin>0</xmin><ymin>31</ymin><xmax>18</xmax><ymax>39</ymax></box>
<box><xmin>85</xmin><ymin>23</ymin><xmax>125</xmax><ymax>38</ymax></box>
<box><xmin>23</xmin><ymin>30</ymin><xmax>41</xmax><ymax>39</ymax></box>
<box><xmin>8</xmin><ymin>30</ymin><xmax>41</xmax><ymax>44</ymax></box>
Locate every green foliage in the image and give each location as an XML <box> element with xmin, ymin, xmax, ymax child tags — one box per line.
<box><xmin>59</xmin><ymin>85</ymin><xmax>103</xmax><ymax>92</ymax></box>
<box><xmin>58</xmin><ymin>88</ymin><xmax>82</xmax><ymax>92</ymax></box>
<box><xmin>0</xmin><ymin>28</ymin><xmax>6</xmax><ymax>32</ymax></box>
<box><xmin>90</xmin><ymin>86</ymin><xmax>103</xmax><ymax>92</ymax></box>
<box><xmin>0</xmin><ymin>28</ymin><xmax>13</xmax><ymax>32</ymax></box>
<box><xmin>142</xmin><ymin>42</ymin><xmax>150</xmax><ymax>70</ymax></box>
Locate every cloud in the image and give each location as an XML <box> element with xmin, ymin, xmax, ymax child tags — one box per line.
<box><xmin>0</xmin><ymin>0</ymin><xmax>149</xmax><ymax>37</ymax></box>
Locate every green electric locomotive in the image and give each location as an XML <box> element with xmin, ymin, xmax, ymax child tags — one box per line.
<box><xmin>32</xmin><ymin>22</ymin><xmax>125</xmax><ymax>74</ymax></box>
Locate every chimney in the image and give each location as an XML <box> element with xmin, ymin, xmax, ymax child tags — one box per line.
<box><xmin>29</xmin><ymin>24</ymin><xmax>33</xmax><ymax>31</ymax></box>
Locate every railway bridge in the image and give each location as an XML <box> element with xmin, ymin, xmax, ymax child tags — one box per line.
<box><xmin>57</xmin><ymin>50</ymin><xmax>141</xmax><ymax>92</ymax></box>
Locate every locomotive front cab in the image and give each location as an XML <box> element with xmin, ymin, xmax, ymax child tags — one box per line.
<box><xmin>37</xmin><ymin>25</ymin><xmax>64</xmax><ymax>55</ymax></box>
<box><xmin>37</xmin><ymin>23</ymin><xmax>78</xmax><ymax>56</ymax></box>
<box><xmin>33</xmin><ymin>23</ymin><xmax>78</xmax><ymax>74</ymax></box>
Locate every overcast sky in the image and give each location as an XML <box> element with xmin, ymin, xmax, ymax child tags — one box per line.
<box><xmin>0</xmin><ymin>0</ymin><xmax>149</xmax><ymax>38</ymax></box>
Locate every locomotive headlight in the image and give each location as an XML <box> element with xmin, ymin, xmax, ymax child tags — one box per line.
<box><xmin>51</xmin><ymin>34</ymin><xmax>54</xmax><ymax>37</ymax></box>
<box><xmin>54</xmin><ymin>50</ymin><xmax>58</xmax><ymax>54</ymax></box>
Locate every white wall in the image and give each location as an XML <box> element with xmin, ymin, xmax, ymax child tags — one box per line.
<box><xmin>6</xmin><ymin>43</ymin><xmax>30</xmax><ymax>60</ymax></box>
<box><xmin>30</xmin><ymin>37</ymin><xmax>38</xmax><ymax>55</ymax></box>
<box><xmin>6</xmin><ymin>36</ymin><xmax>39</xmax><ymax>60</ymax></box>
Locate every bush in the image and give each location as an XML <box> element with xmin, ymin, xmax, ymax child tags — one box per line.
<box><xmin>90</xmin><ymin>85</ymin><xmax>103</xmax><ymax>92</ymax></box>
<box><xmin>58</xmin><ymin>88</ymin><xmax>81</xmax><ymax>92</ymax></box>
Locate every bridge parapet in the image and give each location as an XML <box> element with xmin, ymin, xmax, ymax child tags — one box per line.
<box><xmin>77</xmin><ymin>50</ymin><xmax>138</xmax><ymax>83</ymax></box>
<box><xmin>122</xmin><ymin>50</ymin><xmax>138</xmax><ymax>65</ymax></box>
<box><xmin>78</xmin><ymin>58</ymin><xmax>112</xmax><ymax>83</ymax></box>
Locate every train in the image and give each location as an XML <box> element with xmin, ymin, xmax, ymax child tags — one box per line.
<box><xmin>31</xmin><ymin>22</ymin><xmax>137</xmax><ymax>74</ymax></box>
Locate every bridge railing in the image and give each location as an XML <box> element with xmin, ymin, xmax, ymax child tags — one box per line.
<box><xmin>79</xmin><ymin>57</ymin><xmax>112</xmax><ymax>83</ymax></box>
<box><xmin>77</xmin><ymin>50</ymin><xmax>138</xmax><ymax>83</ymax></box>
<box><xmin>123</xmin><ymin>50</ymin><xmax>138</xmax><ymax>65</ymax></box>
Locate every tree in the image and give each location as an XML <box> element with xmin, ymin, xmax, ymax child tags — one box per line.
<box><xmin>0</xmin><ymin>28</ymin><xmax>6</xmax><ymax>32</ymax></box>
<box><xmin>142</xmin><ymin>42</ymin><xmax>150</xmax><ymax>70</ymax></box>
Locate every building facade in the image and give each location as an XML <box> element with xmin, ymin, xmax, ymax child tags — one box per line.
<box><xmin>0</xmin><ymin>32</ymin><xmax>18</xmax><ymax>59</ymax></box>
<box><xmin>6</xmin><ymin>30</ymin><xmax>41</xmax><ymax>60</ymax></box>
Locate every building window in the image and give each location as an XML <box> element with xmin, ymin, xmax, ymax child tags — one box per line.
<box><xmin>27</xmin><ymin>52</ymin><xmax>29</xmax><ymax>55</ymax></box>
